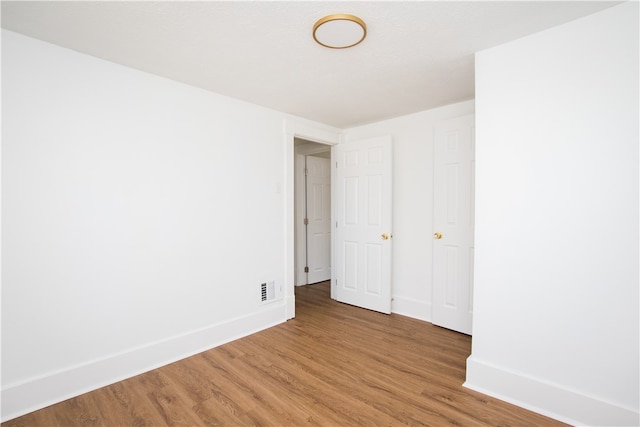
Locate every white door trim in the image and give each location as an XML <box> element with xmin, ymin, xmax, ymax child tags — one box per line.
<box><xmin>283</xmin><ymin>118</ymin><xmax>341</xmax><ymax>319</ymax></box>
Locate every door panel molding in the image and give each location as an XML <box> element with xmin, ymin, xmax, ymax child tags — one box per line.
<box><xmin>335</xmin><ymin>135</ymin><xmax>393</xmax><ymax>314</ymax></box>
<box><xmin>432</xmin><ymin>114</ymin><xmax>475</xmax><ymax>334</ymax></box>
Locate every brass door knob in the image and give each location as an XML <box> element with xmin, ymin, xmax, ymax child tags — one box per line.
<box><xmin>381</xmin><ymin>233</ymin><xmax>390</xmax><ymax>240</ymax></box>
<box><xmin>434</xmin><ymin>232</ymin><xmax>442</xmax><ymax>239</ymax></box>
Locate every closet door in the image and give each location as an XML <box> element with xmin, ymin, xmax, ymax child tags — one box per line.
<box><xmin>432</xmin><ymin>114</ymin><xmax>475</xmax><ymax>335</ymax></box>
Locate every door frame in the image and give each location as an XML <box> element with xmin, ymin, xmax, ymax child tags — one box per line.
<box><xmin>284</xmin><ymin>118</ymin><xmax>341</xmax><ymax>319</ymax></box>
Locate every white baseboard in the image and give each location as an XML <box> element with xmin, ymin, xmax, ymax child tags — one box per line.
<box><xmin>1</xmin><ymin>303</ymin><xmax>287</xmax><ymax>423</ymax></box>
<box><xmin>464</xmin><ymin>356</ymin><xmax>640</xmax><ymax>426</ymax></box>
<box><xmin>391</xmin><ymin>295</ymin><xmax>431</xmax><ymax>322</ymax></box>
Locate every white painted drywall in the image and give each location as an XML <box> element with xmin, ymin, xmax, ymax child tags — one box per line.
<box><xmin>0</xmin><ymin>29</ymin><xmax>338</xmax><ymax>421</ymax></box>
<box><xmin>466</xmin><ymin>2</ymin><xmax>639</xmax><ymax>426</ymax></box>
<box><xmin>344</xmin><ymin>100</ymin><xmax>475</xmax><ymax>321</ymax></box>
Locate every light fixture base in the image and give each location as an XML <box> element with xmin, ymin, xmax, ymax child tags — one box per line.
<box><xmin>313</xmin><ymin>14</ymin><xmax>367</xmax><ymax>49</ymax></box>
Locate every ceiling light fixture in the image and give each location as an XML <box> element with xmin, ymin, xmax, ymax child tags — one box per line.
<box><xmin>313</xmin><ymin>14</ymin><xmax>367</xmax><ymax>49</ymax></box>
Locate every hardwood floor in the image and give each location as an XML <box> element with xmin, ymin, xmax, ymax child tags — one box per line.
<box><xmin>3</xmin><ymin>282</ymin><xmax>567</xmax><ymax>426</ymax></box>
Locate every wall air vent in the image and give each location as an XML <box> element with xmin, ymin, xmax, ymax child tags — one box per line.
<box><xmin>261</xmin><ymin>281</ymin><xmax>275</xmax><ymax>302</ymax></box>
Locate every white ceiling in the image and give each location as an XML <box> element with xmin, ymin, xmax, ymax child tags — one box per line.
<box><xmin>1</xmin><ymin>1</ymin><xmax>619</xmax><ymax>128</ymax></box>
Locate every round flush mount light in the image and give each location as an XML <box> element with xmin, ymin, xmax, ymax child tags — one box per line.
<box><xmin>313</xmin><ymin>14</ymin><xmax>367</xmax><ymax>49</ymax></box>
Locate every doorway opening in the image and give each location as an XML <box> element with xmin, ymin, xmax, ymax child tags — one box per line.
<box><xmin>294</xmin><ymin>138</ymin><xmax>332</xmax><ymax>287</ymax></box>
<box><xmin>284</xmin><ymin>119</ymin><xmax>340</xmax><ymax>320</ymax></box>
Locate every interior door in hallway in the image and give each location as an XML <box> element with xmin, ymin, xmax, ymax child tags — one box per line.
<box><xmin>432</xmin><ymin>114</ymin><xmax>475</xmax><ymax>335</ymax></box>
<box><xmin>306</xmin><ymin>155</ymin><xmax>331</xmax><ymax>284</ymax></box>
<box><xmin>335</xmin><ymin>135</ymin><xmax>393</xmax><ymax>314</ymax></box>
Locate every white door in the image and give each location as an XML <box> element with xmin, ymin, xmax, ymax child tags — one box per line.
<box><xmin>306</xmin><ymin>155</ymin><xmax>331</xmax><ymax>284</ymax></box>
<box><xmin>432</xmin><ymin>114</ymin><xmax>475</xmax><ymax>335</ymax></box>
<box><xmin>334</xmin><ymin>136</ymin><xmax>392</xmax><ymax>314</ymax></box>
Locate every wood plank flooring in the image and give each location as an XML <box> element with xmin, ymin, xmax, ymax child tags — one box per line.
<box><xmin>3</xmin><ymin>282</ymin><xmax>567</xmax><ymax>426</ymax></box>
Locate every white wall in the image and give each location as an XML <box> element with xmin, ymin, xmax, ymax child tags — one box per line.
<box><xmin>344</xmin><ymin>100</ymin><xmax>474</xmax><ymax>321</ymax></box>
<box><xmin>0</xmin><ymin>30</ymin><xmax>338</xmax><ymax>421</ymax></box>
<box><xmin>466</xmin><ymin>3</ymin><xmax>639</xmax><ymax>426</ymax></box>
